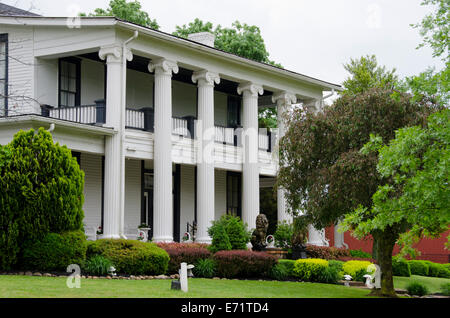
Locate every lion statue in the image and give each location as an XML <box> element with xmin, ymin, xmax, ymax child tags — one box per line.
<box><xmin>251</xmin><ymin>214</ymin><xmax>269</xmax><ymax>251</ymax></box>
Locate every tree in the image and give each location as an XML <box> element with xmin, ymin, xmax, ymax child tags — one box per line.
<box><xmin>277</xmin><ymin>87</ymin><xmax>438</xmax><ymax>293</ymax></box>
<box><xmin>341</xmin><ymin>55</ymin><xmax>398</xmax><ymax>96</ymax></box>
<box><xmin>341</xmin><ymin>108</ymin><xmax>449</xmax><ymax>296</ymax></box>
<box><xmin>173</xmin><ymin>19</ymin><xmax>282</xmax><ymax>67</ymax></box>
<box><xmin>402</xmin><ymin>0</ymin><xmax>449</xmax><ymax>106</ymax></box>
<box><xmin>80</xmin><ymin>0</ymin><xmax>159</xmax><ymax>30</ymax></box>
<box><xmin>0</xmin><ymin>128</ymin><xmax>85</xmax><ymax>270</ymax></box>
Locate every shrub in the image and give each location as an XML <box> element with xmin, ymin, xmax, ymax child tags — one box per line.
<box><xmin>423</xmin><ymin>261</ymin><xmax>441</xmax><ymax>277</ymax></box>
<box><xmin>83</xmin><ymin>255</ymin><xmax>114</xmax><ymax>276</ymax></box>
<box><xmin>408</xmin><ymin>260</ymin><xmax>430</xmax><ymax>276</ymax></box>
<box><xmin>349</xmin><ymin>249</ymin><xmax>372</xmax><ymax>259</ymax></box>
<box><xmin>0</xmin><ymin>129</ymin><xmax>84</xmax><ymax>270</ymax></box>
<box><xmin>213</xmin><ymin>250</ymin><xmax>277</xmax><ymax>279</ymax></box>
<box><xmin>406</xmin><ymin>281</ymin><xmax>429</xmax><ymax>296</ymax></box>
<box><xmin>208</xmin><ymin>215</ymin><xmax>250</xmax><ymax>253</ymax></box>
<box><xmin>328</xmin><ymin>260</ymin><xmax>344</xmax><ymax>272</ymax></box>
<box><xmin>273</xmin><ymin>221</ymin><xmax>293</xmax><ymax>250</ymax></box>
<box><xmin>304</xmin><ymin>245</ymin><xmax>350</xmax><ymax>260</ymax></box>
<box><xmin>87</xmin><ymin>239</ymin><xmax>169</xmax><ymax>275</ymax></box>
<box><xmin>156</xmin><ymin>242</ymin><xmax>209</xmax><ymax>250</ymax></box>
<box><xmin>318</xmin><ymin>265</ymin><xmax>342</xmax><ymax>284</ymax></box>
<box><xmin>292</xmin><ymin>258</ymin><xmax>329</xmax><ymax>282</ymax></box>
<box><xmin>337</xmin><ymin>256</ymin><xmax>378</xmax><ymax>263</ymax></box>
<box><xmin>440</xmin><ymin>283</ymin><xmax>450</xmax><ymax>296</ymax></box>
<box><xmin>21</xmin><ymin>231</ymin><xmax>87</xmax><ymax>272</ymax></box>
<box><xmin>392</xmin><ymin>256</ymin><xmax>411</xmax><ymax>277</ymax></box>
<box><xmin>270</xmin><ymin>259</ymin><xmax>296</xmax><ymax>281</ymax></box>
<box><xmin>342</xmin><ymin>260</ymin><xmax>373</xmax><ymax>282</ymax></box>
<box><xmin>193</xmin><ymin>258</ymin><xmax>216</xmax><ymax>278</ymax></box>
<box><xmin>162</xmin><ymin>246</ymin><xmax>211</xmax><ymax>274</ymax></box>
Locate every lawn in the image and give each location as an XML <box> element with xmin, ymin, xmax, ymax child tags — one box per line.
<box><xmin>0</xmin><ymin>276</ymin><xmax>373</xmax><ymax>298</ymax></box>
<box><xmin>0</xmin><ymin>275</ymin><xmax>448</xmax><ymax>298</ymax></box>
<box><xmin>393</xmin><ymin>275</ymin><xmax>450</xmax><ymax>294</ymax></box>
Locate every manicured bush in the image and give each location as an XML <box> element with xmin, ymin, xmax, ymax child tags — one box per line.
<box><xmin>21</xmin><ymin>231</ymin><xmax>87</xmax><ymax>272</ymax></box>
<box><xmin>87</xmin><ymin>239</ymin><xmax>169</xmax><ymax>275</ymax></box>
<box><xmin>392</xmin><ymin>256</ymin><xmax>411</xmax><ymax>277</ymax></box>
<box><xmin>337</xmin><ymin>256</ymin><xmax>378</xmax><ymax>263</ymax></box>
<box><xmin>318</xmin><ymin>265</ymin><xmax>342</xmax><ymax>284</ymax></box>
<box><xmin>270</xmin><ymin>259</ymin><xmax>296</xmax><ymax>281</ymax></box>
<box><xmin>208</xmin><ymin>215</ymin><xmax>250</xmax><ymax>253</ymax></box>
<box><xmin>406</xmin><ymin>281</ymin><xmax>429</xmax><ymax>296</ymax></box>
<box><xmin>349</xmin><ymin>249</ymin><xmax>372</xmax><ymax>259</ymax></box>
<box><xmin>156</xmin><ymin>242</ymin><xmax>209</xmax><ymax>250</ymax></box>
<box><xmin>408</xmin><ymin>260</ymin><xmax>430</xmax><ymax>276</ymax></box>
<box><xmin>440</xmin><ymin>283</ymin><xmax>450</xmax><ymax>296</ymax></box>
<box><xmin>342</xmin><ymin>260</ymin><xmax>373</xmax><ymax>282</ymax></box>
<box><xmin>423</xmin><ymin>261</ymin><xmax>441</xmax><ymax>277</ymax></box>
<box><xmin>213</xmin><ymin>250</ymin><xmax>277</xmax><ymax>279</ymax></box>
<box><xmin>292</xmin><ymin>258</ymin><xmax>329</xmax><ymax>282</ymax></box>
<box><xmin>161</xmin><ymin>246</ymin><xmax>211</xmax><ymax>274</ymax></box>
<box><xmin>304</xmin><ymin>245</ymin><xmax>350</xmax><ymax>260</ymax></box>
<box><xmin>328</xmin><ymin>260</ymin><xmax>344</xmax><ymax>272</ymax></box>
<box><xmin>273</xmin><ymin>221</ymin><xmax>293</xmax><ymax>250</ymax></box>
<box><xmin>193</xmin><ymin>258</ymin><xmax>216</xmax><ymax>278</ymax></box>
<box><xmin>82</xmin><ymin>255</ymin><xmax>114</xmax><ymax>276</ymax></box>
<box><xmin>0</xmin><ymin>129</ymin><xmax>84</xmax><ymax>270</ymax></box>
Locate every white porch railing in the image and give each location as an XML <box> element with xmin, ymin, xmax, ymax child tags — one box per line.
<box><xmin>172</xmin><ymin>117</ymin><xmax>190</xmax><ymax>137</ymax></box>
<box><xmin>215</xmin><ymin>126</ymin><xmax>235</xmax><ymax>145</ymax></box>
<box><xmin>49</xmin><ymin>105</ymin><xmax>97</xmax><ymax>124</ymax></box>
<box><xmin>126</xmin><ymin>108</ymin><xmax>145</xmax><ymax>130</ymax></box>
<box><xmin>258</xmin><ymin>131</ymin><xmax>270</xmax><ymax>151</ymax></box>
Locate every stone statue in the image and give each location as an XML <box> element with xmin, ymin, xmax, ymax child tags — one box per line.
<box><xmin>251</xmin><ymin>214</ymin><xmax>269</xmax><ymax>251</ymax></box>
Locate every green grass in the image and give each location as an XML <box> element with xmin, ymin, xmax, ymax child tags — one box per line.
<box><xmin>0</xmin><ymin>276</ymin><xmax>373</xmax><ymax>298</ymax></box>
<box><xmin>1</xmin><ymin>275</ymin><xmax>448</xmax><ymax>298</ymax></box>
<box><xmin>393</xmin><ymin>275</ymin><xmax>450</xmax><ymax>294</ymax></box>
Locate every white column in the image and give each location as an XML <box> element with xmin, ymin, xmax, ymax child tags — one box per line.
<box><xmin>192</xmin><ymin>70</ymin><xmax>220</xmax><ymax>243</ymax></box>
<box><xmin>237</xmin><ymin>82</ymin><xmax>263</xmax><ymax>231</ymax></box>
<box><xmin>148</xmin><ymin>58</ymin><xmax>179</xmax><ymax>242</ymax></box>
<box><xmin>272</xmin><ymin>91</ymin><xmax>297</xmax><ymax>223</ymax></box>
<box><xmin>99</xmin><ymin>45</ymin><xmax>131</xmax><ymax>239</ymax></box>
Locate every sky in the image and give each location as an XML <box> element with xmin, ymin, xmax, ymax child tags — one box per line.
<box><xmin>2</xmin><ymin>0</ymin><xmax>445</xmax><ymax>88</ymax></box>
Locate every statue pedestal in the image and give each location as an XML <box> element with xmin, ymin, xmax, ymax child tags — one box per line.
<box><xmin>265</xmin><ymin>247</ymin><xmax>288</xmax><ymax>259</ymax></box>
<box><xmin>292</xmin><ymin>246</ymin><xmax>307</xmax><ymax>260</ymax></box>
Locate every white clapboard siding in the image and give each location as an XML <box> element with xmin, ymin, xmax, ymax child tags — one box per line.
<box><xmin>80</xmin><ymin>153</ymin><xmax>102</xmax><ymax>230</ymax></box>
<box><xmin>180</xmin><ymin>165</ymin><xmax>195</xmax><ymax>237</ymax></box>
<box><xmin>124</xmin><ymin>159</ymin><xmax>142</xmax><ymax>236</ymax></box>
<box><xmin>215</xmin><ymin>169</ymin><xmax>227</xmax><ymax>220</ymax></box>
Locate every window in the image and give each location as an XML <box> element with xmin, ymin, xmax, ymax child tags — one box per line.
<box><xmin>227</xmin><ymin>172</ymin><xmax>242</xmax><ymax>217</ymax></box>
<box><xmin>227</xmin><ymin>96</ymin><xmax>241</xmax><ymax>128</ymax></box>
<box><xmin>58</xmin><ymin>58</ymin><xmax>80</xmax><ymax>107</ymax></box>
<box><xmin>0</xmin><ymin>34</ymin><xmax>8</xmax><ymax>116</ymax></box>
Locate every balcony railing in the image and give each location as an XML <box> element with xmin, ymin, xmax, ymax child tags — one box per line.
<box><xmin>40</xmin><ymin>102</ymin><xmax>272</xmax><ymax>152</ymax></box>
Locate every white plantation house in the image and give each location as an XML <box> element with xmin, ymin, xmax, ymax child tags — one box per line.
<box><xmin>0</xmin><ymin>4</ymin><xmax>341</xmax><ymax>245</ymax></box>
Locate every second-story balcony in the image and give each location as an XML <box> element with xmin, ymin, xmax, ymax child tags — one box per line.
<box><xmin>40</xmin><ymin>101</ymin><xmax>274</xmax><ymax>152</ymax></box>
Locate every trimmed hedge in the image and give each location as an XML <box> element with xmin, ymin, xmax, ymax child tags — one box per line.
<box><xmin>87</xmin><ymin>239</ymin><xmax>169</xmax><ymax>275</ymax></box>
<box><xmin>21</xmin><ymin>231</ymin><xmax>87</xmax><ymax>272</ymax></box>
<box><xmin>304</xmin><ymin>245</ymin><xmax>350</xmax><ymax>260</ymax></box>
<box><xmin>392</xmin><ymin>257</ymin><xmax>411</xmax><ymax>277</ymax></box>
<box><xmin>161</xmin><ymin>246</ymin><xmax>211</xmax><ymax>274</ymax></box>
<box><xmin>270</xmin><ymin>259</ymin><xmax>296</xmax><ymax>281</ymax></box>
<box><xmin>342</xmin><ymin>260</ymin><xmax>373</xmax><ymax>282</ymax></box>
<box><xmin>423</xmin><ymin>261</ymin><xmax>450</xmax><ymax>278</ymax></box>
<box><xmin>213</xmin><ymin>250</ymin><xmax>277</xmax><ymax>279</ymax></box>
<box><xmin>408</xmin><ymin>260</ymin><xmax>430</xmax><ymax>276</ymax></box>
<box><xmin>349</xmin><ymin>249</ymin><xmax>372</xmax><ymax>259</ymax></box>
<box><xmin>292</xmin><ymin>258</ymin><xmax>329</xmax><ymax>282</ymax></box>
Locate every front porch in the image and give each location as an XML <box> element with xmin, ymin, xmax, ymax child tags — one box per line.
<box><xmin>80</xmin><ymin>154</ymin><xmax>279</xmax><ymax>243</ymax></box>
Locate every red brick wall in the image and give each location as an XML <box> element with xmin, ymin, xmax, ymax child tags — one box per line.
<box><xmin>324</xmin><ymin>226</ymin><xmax>449</xmax><ymax>263</ymax></box>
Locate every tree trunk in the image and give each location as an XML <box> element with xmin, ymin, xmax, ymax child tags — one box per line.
<box><xmin>372</xmin><ymin>230</ymin><xmax>398</xmax><ymax>297</ymax></box>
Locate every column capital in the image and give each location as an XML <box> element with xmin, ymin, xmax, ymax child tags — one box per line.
<box><xmin>272</xmin><ymin>91</ymin><xmax>297</xmax><ymax>105</ymax></box>
<box><xmin>99</xmin><ymin>45</ymin><xmax>133</xmax><ymax>63</ymax></box>
<box><xmin>237</xmin><ymin>82</ymin><xmax>264</xmax><ymax>97</ymax></box>
<box><xmin>148</xmin><ymin>58</ymin><xmax>179</xmax><ymax>76</ymax></box>
<box><xmin>304</xmin><ymin>98</ymin><xmax>323</xmax><ymax>113</ymax></box>
<box><xmin>192</xmin><ymin>70</ymin><xmax>220</xmax><ymax>87</ymax></box>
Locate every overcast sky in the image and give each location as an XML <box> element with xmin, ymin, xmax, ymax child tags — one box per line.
<box><xmin>2</xmin><ymin>0</ymin><xmax>445</xmax><ymax>87</ymax></box>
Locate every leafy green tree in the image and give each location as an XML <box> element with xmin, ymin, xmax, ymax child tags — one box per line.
<box><xmin>402</xmin><ymin>0</ymin><xmax>450</xmax><ymax>107</ymax></box>
<box><xmin>80</xmin><ymin>0</ymin><xmax>159</xmax><ymax>29</ymax></box>
<box><xmin>341</xmin><ymin>108</ymin><xmax>449</xmax><ymax>296</ymax></box>
<box><xmin>341</xmin><ymin>55</ymin><xmax>398</xmax><ymax>96</ymax></box>
<box><xmin>173</xmin><ymin>19</ymin><xmax>281</xmax><ymax>67</ymax></box>
<box><xmin>0</xmin><ymin>128</ymin><xmax>85</xmax><ymax>270</ymax></box>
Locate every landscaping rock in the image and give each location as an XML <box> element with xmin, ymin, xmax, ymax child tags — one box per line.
<box><xmin>25</xmin><ymin>271</ymin><xmax>33</xmax><ymax>276</ymax></box>
<box><xmin>33</xmin><ymin>272</ymin><xmax>42</xmax><ymax>277</ymax></box>
<box><xmin>155</xmin><ymin>275</ymin><xmax>169</xmax><ymax>279</ymax></box>
<box><xmin>43</xmin><ymin>273</ymin><xmax>52</xmax><ymax>277</ymax></box>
